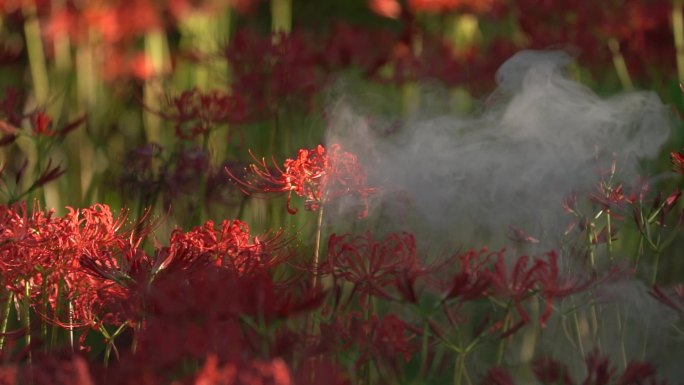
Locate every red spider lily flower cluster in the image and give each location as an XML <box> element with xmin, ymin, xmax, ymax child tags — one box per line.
<box><xmin>487</xmin><ymin>250</ymin><xmax>595</xmax><ymax>334</ymax></box>
<box><xmin>437</xmin><ymin>248</ymin><xmax>597</xmax><ymax>337</ymax></box>
<box><xmin>193</xmin><ymin>355</ymin><xmax>292</xmax><ymax>385</ymax></box>
<box><xmin>227</xmin><ymin>144</ymin><xmax>377</xmax><ymax>217</ymax></box>
<box><xmin>223</xmin><ymin>29</ymin><xmax>321</xmax><ymax>120</ymax></box>
<box><xmin>167</xmin><ymin>219</ymin><xmax>288</xmax><ymax>274</ymax></box>
<box><xmin>323</xmin><ymin>232</ymin><xmax>421</xmax><ymax>304</ymax></box>
<box><xmin>483</xmin><ymin>350</ymin><xmax>662</xmax><ymax>385</ymax></box>
<box><xmin>153</xmin><ymin>88</ymin><xmax>247</xmax><ymax>140</ymax></box>
<box><xmin>514</xmin><ymin>0</ymin><xmax>674</xmax><ymax>79</ymax></box>
<box><xmin>320</xmin><ymin>312</ymin><xmax>417</xmax><ymax>372</ymax></box>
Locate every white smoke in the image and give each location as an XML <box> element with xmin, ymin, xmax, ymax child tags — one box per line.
<box><xmin>326</xmin><ymin>50</ymin><xmax>673</xmax><ymax>249</ymax></box>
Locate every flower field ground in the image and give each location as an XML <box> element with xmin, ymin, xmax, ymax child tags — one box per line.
<box><xmin>1</xmin><ymin>1</ymin><xmax>684</xmax><ymax>384</ymax></box>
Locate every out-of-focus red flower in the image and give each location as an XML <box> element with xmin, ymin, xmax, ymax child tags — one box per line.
<box><xmin>480</xmin><ymin>366</ymin><xmax>515</xmax><ymax>385</ymax></box>
<box><xmin>441</xmin><ymin>248</ymin><xmax>493</xmax><ymax>302</ymax></box>
<box><xmin>320</xmin><ymin>312</ymin><xmax>416</xmax><ymax>371</ymax></box>
<box><xmin>229</xmin><ymin>0</ymin><xmax>263</xmax><ymax>14</ymax></box>
<box><xmin>224</xmin><ymin>28</ymin><xmax>320</xmax><ymax>120</ymax></box>
<box><xmin>486</xmin><ymin>250</ymin><xmax>594</xmax><ymax>335</ymax></box>
<box><xmin>153</xmin><ymin>88</ymin><xmax>246</xmax><ymax>140</ymax></box>
<box><xmin>533</xmin><ymin>251</ymin><xmax>595</xmax><ymax>326</ymax></box>
<box><xmin>30</xmin><ymin>111</ymin><xmax>54</xmax><ymax>136</ymax></box>
<box><xmin>320</xmin><ymin>22</ymin><xmax>398</xmax><ymax>78</ymax></box>
<box><xmin>650</xmin><ymin>284</ymin><xmax>684</xmax><ymax>314</ymax></box>
<box><xmin>486</xmin><ymin>252</ymin><xmax>544</xmax><ymax>336</ymax></box>
<box><xmin>408</xmin><ymin>0</ymin><xmax>503</xmax><ymax>14</ymax></box>
<box><xmin>10</xmin><ymin>353</ymin><xmax>95</xmax><ymax>385</ymax></box>
<box><xmin>193</xmin><ymin>355</ymin><xmax>292</xmax><ymax>385</ymax></box>
<box><xmin>324</xmin><ymin>232</ymin><xmax>419</xmax><ymax>304</ymax></box>
<box><xmin>227</xmin><ymin>144</ymin><xmax>377</xmax><ymax>217</ymax></box>
<box><xmin>532</xmin><ymin>357</ymin><xmax>573</xmax><ymax>385</ymax></box>
<box><xmin>368</xmin><ymin>0</ymin><xmax>401</xmax><ymax>19</ymax></box>
<box><xmin>671</xmin><ymin>149</ymin><xmax>684</xmax><ymax>174</ymax></box>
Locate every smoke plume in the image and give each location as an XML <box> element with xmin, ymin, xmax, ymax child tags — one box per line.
<box><xmin>326</xmin><ymin>50</ymin><xmax>673</xmax><ymax>249</ymax></box>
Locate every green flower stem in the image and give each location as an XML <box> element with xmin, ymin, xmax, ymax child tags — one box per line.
<box><xmin>23</xmin><ymin>283</ymin><xmax>32</xmax><ymax>365</ymax></box>
<box><xmin>606</xmin><ymin>209</ymin><xmax>613</xmax><ymax>261</ymax></box>
<box><xmin>453</xmin><ymin>352</ymin><xmax>467</xmax><ymax>385</ymax></box>
<box><xmin>608</xmin><ymin>38</ymin><xmax>633</xmax><ymax>90</ymax></box>
<box><xmin>271</xmin><ymin>0</ymin><xmax>292</xmax><ymax>34</ymax></box>
<box><xmin>22</xmin><ymin>3</ymin><xmax>50</xmax><ymax>105</ymax></box>
<box><xmin>673</xmin><ymin>0</ymin><xmax>684</xmax><ymax>84</ymax></box>
<box><xmin>0</xmin><ymin>292</ymin><xmax>13</xmax><ymax>351</ymax></box>
<box><xmin>496</xmin><ymin>311</ymin><xmax>511</xmax><ymax>365</ymax></box>
<box><xmin>417</xmin><ymin>320</ymin><xmax>431</xmax><ymax>382</ymax></box>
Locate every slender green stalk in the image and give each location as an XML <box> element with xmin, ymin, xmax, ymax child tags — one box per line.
<box><xmin>0</xmin><ymin>292</ymin><xmax>13</xmax><ymax>351</ymax></box>
<box><xmin>608</xmin><ymin>38</ymin><xmax>633</xmax><ymax>90</ymax></box>
<box><xmin>453</xmin><ymin>352</ymin><xmax>466</xmax><ymax>385</ymax></box>
<box><xmin>496</xmin><ymin>313</ymin><xmax>510</xmax><ymax>365</ymax></box>
<box><xmin>23</xmin><ymin>283</ymin><xmax>32</xmax><ymax>366</ymax></box>
<box><xmin>417</xmin><ymin>320</ymin><xmax>431</xmax><ymax>382</ymax></box>
<box><xmin>271</xmin><ymin>0</ymin><xmax>292</xmax><ymax>34</ymax></box>
<box><xmin>651</xmin><ymin>251</ymin><xmax>661</xmax><ymax>285</ymax></box>
<box><xmin>22</xmin><ymin>3</ymin><xmax>50</xmax><ymax>105</ymax></box>
<box><xmin>68</xmin><ymin>300</ymin><xmax>74</xmax><ymax>351</ymax></box>
<box><xmin>615</xmin><ymin>304</ymin><xmax>627</xmax><ymax>369</ymax></box>
<box><xmin>312</xmin><ymin>205</ymin><xmax>325</xmax><ymax>288</ymax></box>
<box><xmin>606</xmin><ymin>209</ymin><xmax>613</xmax><ymax>261</ymax></box>
<box><xmin>673</xmin><ymin>0</ymin><xmax>684</xmax><ymax>84</ymax></box>
<box><xmin>307</xmin><ymin>205</ymin><xmax>326</xmax><ymax>344</ymax></box>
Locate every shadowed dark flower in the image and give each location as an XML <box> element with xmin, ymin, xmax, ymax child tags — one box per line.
<box><xmin>152</xmin><ymin>88</ymin><xmax>246</xmax><ymax>140</ymax></box>
<box><xmin>324</xmin><ymin>232</ymin><xmax>419</xmax><ymax>303</ymax></box>
<box><xmin>671</xmin><ymin>149</ymin><xmax>684</xmax><ymax>174</ymax></box>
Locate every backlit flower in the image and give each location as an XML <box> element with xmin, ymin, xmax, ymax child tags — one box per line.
<box><xmin>227</xmin><ymin>144</ymin><xmax>377</xmax><ymax>217</ymax></box>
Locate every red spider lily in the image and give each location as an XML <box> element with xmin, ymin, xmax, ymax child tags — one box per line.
<box><xmin>320</xmin><ymin>22</ymin><xmax>397</xmax><ymax>78</ymax></box>
<box><xmin>649</xmin><ymin>284</ymin><xmax>684</xmax><ymax>315</ymax></box>
<box><xmin>168</xmin><ymin>219</ymin><xmax>289</xmax><ymax>274</ymax></box>
<box><xmin>150</xmin><ymin>88</ymin><xmax>246</xmax><ymax>140</ymax></box>
<box><xmin>408</xmin><ymin>0</ymin><xmax>504</xmax><ymax>15</ymax></box>
<box><xmin>5</xmin><ymin>352</ymin><xmax>96</xmax><ymax>385</ymax></box>
<box><xmin>480</xmin><ymin>366</ymin><xmax>515</xmax><ymax>385</ymax></box>
<box><xmin>441</xmin><ymin>248</ymin><xmax>494</xmax><ymax>302</ymax></box>
<box><xmin>223</xmin><ymin>28</ymin><xmax>320</xmax><ymax>119</ymax></box>
<box><xmin>0</xmin><ymin>202</ymin><xmax>65</xmax><ymax>298</ymax></box>
<box><xmin>486</xmin><ymin>252</ymin><xmax>546</xmax><ymax>336</ymax></box>
<box><xmin>38</xmin><ymin>205</ymin><xmax>139</xmax><ymax>329</ymax></box>
<box><xmin>228</xmin><ymin>0</ymin><xmax>264</xmax><ymax>14</ymax></box>
<box><xmin>533</xmin><ymin>251</ymin><xmax>595</xmax><ymax>326</ymax></box>
<box><xmin>368</xmin><ymin>0</ymin><xmax>401</xmax><ymax>19</ymax></box>
<box><xmin>324</xmin><ymin>232</ymin><xmax>419</xmax><ymax>304</ymax></box>
<box><xmin>485</xmin><ymin>351</ymin><xmax>663</xmax><ymax>385</ymax></box>
<box><xmin>193</xmin><ymin>355</ymin><xmax>292</xmax><ymax>385</ymax></box>
<box><xmin>532</xmin><ymin>357</ymin><xmax>573</xmax><ymax>385</ymax></box>
<box><xmin>320</xmin><ymin>312</ymin><xmax>417</xmax><ymax>371</ymax></box>
<box><xmin>672</xmin><ymin>149</ymin><xmax>684</xmax><ymax>174</ymax></box>
<box><xmin>30</xmin><ymin>111</ymin><xmax>53</xmax><ymax>136</ymax></box>
<box><xmin>589</xmin><ymin>184</ymin><xmax>631</xmax><ymax>213</ymax></box>
<box><xmin>507</xmin><ymin>225</ymin><xmax>539</xmax><ymax>244</ymax></box>
<box><xmin>45</xmin><ymin>1</ymin><xmax>161</xmax><ymax>46</ymax></box>
<box><xmin>113</xmin><ymin>266</ymin><xmax>322</xmax><ymax>381</ymax></box>
<box><xmin>582</xmin><ymin>350</ymin><xmax>662</xmax><ymax>385</ymax></box>
<box><xmin>227</xmin><ymin>144</ymin><xmax>377</xmax><ymax>217</ymax></box>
